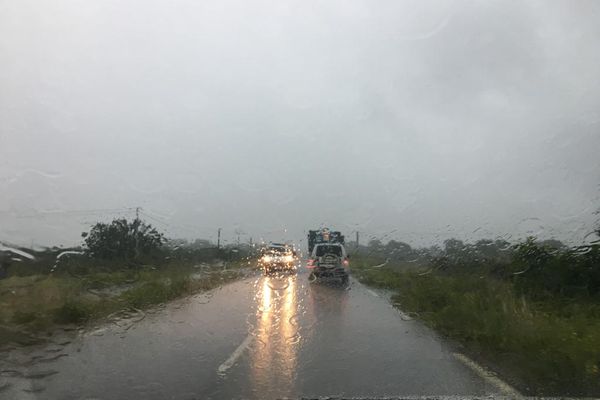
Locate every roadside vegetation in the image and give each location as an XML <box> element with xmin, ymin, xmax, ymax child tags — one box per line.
<box><xmin>0</xmin><ymin>218</ymin><xmax>255</xmax><ymax>348</ymax></box>
<box><xmin>350</xmin><ymin>233</ymin><xmax>600</xmax><ymax>397</ymax></box>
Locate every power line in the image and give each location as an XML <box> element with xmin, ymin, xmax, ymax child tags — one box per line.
<box><xmin>140</xmin><ymin>209</ymin><xmax>224</xmax><ymax>236</ymax></box>
<box><xmin>15</xmin><ymin>207</ymin><xmax>137</xmax><ymax>219</ymax></box>
<box><xmin>139</xmin><ymin>209</ymin><xmax>169</xmax><ymax>224</ymax></box>
<box><xmin>138</xmin><ymin>211</ymin><xmax>170</xmax><ymax>228</ymax></box>
<box><xmin>11</xmin><ymin>205</ymin><xmax>226</xmax><ymax>241</ymax></box>
<box><xmin>138</xmin><ymin>210</ymin><xmax>217</xmax><ymax>239</ymax></box>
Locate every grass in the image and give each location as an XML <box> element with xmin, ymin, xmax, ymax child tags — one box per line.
<box><xmin>0</xmin><ymin>259</ymin><xmax>251</xmax><ymax>347</ymax></box>
<box><xmin>351</xmin><ymin>256</ymin><xmax>600</xmax><ymax>397</ymax></box>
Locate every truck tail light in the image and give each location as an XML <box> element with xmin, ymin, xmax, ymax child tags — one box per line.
<box><xmin>343</xmin><ymin>259</ymin><xmax>349</xmax><ymax>267</ymax></box>
<box><xmin>307</xmin><ymin>259</ymin><xmax>315</xmax><ymax>268</ymax></box>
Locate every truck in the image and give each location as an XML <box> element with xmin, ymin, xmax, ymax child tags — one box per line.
<box><xmin>307</xmin><ymin>228</ymin><xmax>345</xmax><ymax>254</ymax></box>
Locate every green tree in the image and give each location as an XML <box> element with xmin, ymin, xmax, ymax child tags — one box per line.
<box><xmin>384</xmin><ymin>240</ymin><xmax>414</xmax><ymax>260</ymax></box>
<box><xmin>367</xmin><ymin>239</ymin><xmax>384</xmax><ymax>254</ymax></box>
<box><xmin>82</xmin><ymin>218</ymin><xmax>164</xmax><ymax>260</ymax></box>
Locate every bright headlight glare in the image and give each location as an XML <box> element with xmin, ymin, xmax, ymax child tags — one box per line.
<box><xmin>263</xmin><ymin>255</ymin><xmax>272</xmax><ymax>262</ymax></box>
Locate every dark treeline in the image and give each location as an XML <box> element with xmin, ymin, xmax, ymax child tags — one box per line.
<box><xmin>0</xmin><ymin>218</ymin><xmax>253</xmax><ymax>278</ymax></box>
<box><xmin>352</xmin><ymin>233</ymin><xmax>600</xmax><ymax>299</ymax></box>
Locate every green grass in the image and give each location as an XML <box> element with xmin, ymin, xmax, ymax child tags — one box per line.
<box><xmin>351</xmin><ymin>257</ymin><xmax>600</xmax><ymax>397</ymax></box>
<box><xmin>0</xmin><ymin>260</ymin><xmax>250</xmax><ymax>348</ymax></box>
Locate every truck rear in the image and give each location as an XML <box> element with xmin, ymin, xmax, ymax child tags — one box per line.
<box><xmin>307</xmin><ymin>243</ymin><xmax>349</xmax><ymax>284</ymax></box>
<box><xmin>307</xmin><ymin>228</ymin><xmax>345</xmax><ymax>254</ymax></box>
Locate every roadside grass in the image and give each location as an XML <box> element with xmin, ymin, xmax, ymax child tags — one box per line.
<box><xmin>351</xmin><ymin>257</ymin><xmax>600</xmax><ymax>397</ymax></box>
<box><xmin>0</xmin><ymin>260</ymin><xmax>251</xmax><ymax>347</ymax></box>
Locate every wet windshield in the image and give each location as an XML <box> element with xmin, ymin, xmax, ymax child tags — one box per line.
<box><xmin>315</xmin><ymin>245</ymin><xmax>343</xmax><ymax>257</ymax></box>
<box><xmin>1</xmin><ymin>1</ymin><xmax>600</xmax><ymax>399</ymax></box>
<box><xmin>267</xmin><ymin>247</ymin><xmax>289</xmax><ymax>254</ymax></box>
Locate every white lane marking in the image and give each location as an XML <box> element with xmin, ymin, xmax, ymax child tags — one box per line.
<box><xmin>217</xmin><ymin>334</ymin><xmax>254</xmax><ymax>375</ymax></box>
<box><xmin>453</xmin><ymin>352</ymin><xmax>523</xmax><ymax>398</ymax></box>
<box><xmin>366</xmin><ymin>289</ymin><xmax>380</xmax><ymax>297</ymax></box>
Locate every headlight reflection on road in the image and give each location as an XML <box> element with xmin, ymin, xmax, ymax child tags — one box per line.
<box><xmin>261</xmin><ymin>279</ymin><xmax>272</xmax><ymax>312</ymax></box>
<box><xmin>251</xmin><ymin>275</ymin><xmax>298</xmax><ymax>396</ymax></box>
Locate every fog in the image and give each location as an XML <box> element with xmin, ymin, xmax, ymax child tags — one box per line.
<box><xmin>1</xmin><ymin>0</ymin><xmax>599</xmax><ymax>248</ymax></box>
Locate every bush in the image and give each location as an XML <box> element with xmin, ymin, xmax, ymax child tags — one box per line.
<box><xmin>122</xmin><ymin>278</ymin><xmax>190</xmax><ymax>309</ymax></box>
<box><xmin>53</xmin><ymin>301</ymin><xmax>91</xmax><ymax>324</ymax></box>
<box><xmin>82</xmin><ymin>218</ymin><xmax>164</xmax><ymax>260</ymax></box>
<box><xmin>352</xmin><ymin>253</ymin><xmax>600</xmax><ymax>396</ymax></box>
<box><xmin>513</xmin><ymin>238</ymin><xmax>600</xmax><ymax>298</ymax></box>
<box><xmin>12</xmin><ymin>311</ymin><xmax>38</xmax><ymax>324</ymax></box>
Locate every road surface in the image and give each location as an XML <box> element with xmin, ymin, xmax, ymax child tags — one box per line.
<box><xmin>0</xmin><ymin>268</ymin><xmax>508</xmax><ymax>399</ymax></box>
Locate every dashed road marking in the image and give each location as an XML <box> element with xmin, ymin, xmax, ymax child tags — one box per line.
<box><xmin>366</xmin><ymin>289</ymin><xmax>380</xmax><ymax>297</ymax></box>
<box><xmin>217</xmin><ymin>334</ymin><xmax>254</xmax><ymax>375</ymax></box>
<box><xmin>453</xmin><ymin>352</ymin><xmax>523</xmax><ymax>398</ymax></box>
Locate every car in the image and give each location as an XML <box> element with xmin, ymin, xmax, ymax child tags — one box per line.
<box><xmin>259</xmin><ymin>243</ymin><xmax>297</xmax><ymax>275</ymax></box>
<box><xmin>307</xmin><ymin>243</ymin><xmax>350</xmax><ymax>284</ymax></box>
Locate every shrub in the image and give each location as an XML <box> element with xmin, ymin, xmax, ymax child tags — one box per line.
<box><xmin>82</xmin><ymin>218</ymin><xmax>164</xmax><ymax>260</ymax></box>
<box><xmin>53</xmin><ymin>300</ymin><xmax>91</xmax><ymax>324</ymax></box>
<box><xmin>122</xmin><ymin>277</ymin><xmax>190</xmax><ymax>308</ymax></box>
<box><xmin>12</xmin><ymin>311</ymin><xmax>38</xmax><ymax>324</ymax></box>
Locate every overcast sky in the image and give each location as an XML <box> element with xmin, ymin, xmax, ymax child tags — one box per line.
<box><xmin>1</xmin><ymin>0</ymin><xmax>600</xmax><ymax>248</ymax></box>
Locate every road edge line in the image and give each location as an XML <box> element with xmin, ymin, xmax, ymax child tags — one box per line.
<box><xmin>453</xmin><ymin>351</ymin><xmax>523</xmax><ymax>399</ymax></box>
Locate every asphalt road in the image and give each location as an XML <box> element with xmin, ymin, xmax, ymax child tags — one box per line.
<box><xmin>0</xmin><ymin>267</ymin><xmax>506</xmax><ymax>400</ymax></box>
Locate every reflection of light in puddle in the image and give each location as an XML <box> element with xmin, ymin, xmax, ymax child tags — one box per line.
<box><xmin>286</xmin><ymin>333</ymin><xmax>301</xmax><ymax>345</ymax></box>
<box><xmin>250</xmin><ymin>276</ymin><xmax>298</xmax><ymax>396</ymax></box>
<box><xmin>267</xmin><ymin>279</ymin><xmax>289</xmax><ymax>291</ymax></box>
<box><xmin>288</xmin><ymin>314</ymin><xmax>300</xmax><ymax>327</ymax></box>
<box><xmin>256</xmin><ymin>279</ymin><xmax>272</xmax><ymax>313</ymax></box>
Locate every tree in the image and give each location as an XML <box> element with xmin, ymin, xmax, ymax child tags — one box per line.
<box><xmin>443</xmin><ymin>238</ymin><xmax>468</xmax><ymax>262</ymax></box>
<box><xmin>82</xmin><ymin>218</ymin><xmax>164</xmax><ymax>260</ymax></box>
<box><xmin>384</xmin><ymin>240</ymin><xmax>414</xmax><ymax>260</ymax></box>
<box><xmin>443</xmin><ymin>238</ymin><xmax>465</xmax><ymax>255</ymax></box>
<box><xmin>367</xmin><ymin>239</ymin><xmax>384</xmax><ymax>255</ymax></box>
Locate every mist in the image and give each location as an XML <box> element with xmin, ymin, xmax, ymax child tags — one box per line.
<box><xmin>1</xmin><ymin>0</ymin><xmax>600</xmax><ymax>247</ymax></box>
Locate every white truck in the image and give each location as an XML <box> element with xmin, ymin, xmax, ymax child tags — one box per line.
<box><xmin>307</xmin><ymin>242</ymin><xmax>350</xmax><ymax>284</ymax></box>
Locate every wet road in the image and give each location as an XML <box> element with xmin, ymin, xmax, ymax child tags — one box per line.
<box><xmin>1</xmin><ymin>268</ymin><xmax>503</xmax><ymax>399</ymax></box>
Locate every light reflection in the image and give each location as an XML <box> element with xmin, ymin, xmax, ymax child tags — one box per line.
<box><xmin>262</xmin><ymin>279</ymin><xmax>272</xmax><ymax>312</ymax></box>
<box><xmin>250</xmin><ymin>274</ymin><xmax>298</xmax><ymax>397</ymax></box>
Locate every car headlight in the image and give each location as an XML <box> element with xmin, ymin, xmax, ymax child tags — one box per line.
<box><xmin>284</xmin><ymin>255</ymin><xmax>294</xmax><ymax>262</ymax></box>
<box><xmin>262</xmin><ymin>256</ymin><xmax>272</xmax><ymax>263</ymax></box>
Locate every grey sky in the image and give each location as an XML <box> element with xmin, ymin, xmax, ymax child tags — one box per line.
<box><xmin>1</xmin><ymin>0</ymin><xmax>600</xmax><ymax>248</ymax></box>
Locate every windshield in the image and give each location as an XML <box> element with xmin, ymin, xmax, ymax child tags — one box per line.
<box><xmin>266</xmin><ymin>247</ymin><xmax>289</xmax><ymax>254</ymax></box>
<box><xmin>1</xmin><ymin>1</ymin><xmax>600</xmax><ymax>399</ymax></box>
<box><xmin>315</xmin><ymin>245</ymin><xmax>343</xmax><ymax>257</ymax></box>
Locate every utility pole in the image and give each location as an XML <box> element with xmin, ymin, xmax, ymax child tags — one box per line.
<box><xmin>134</xmin><ymin>207</ymin><xmax>141</xmax><ymax>260</ymax></box>
<box><xmin>217</xmin><ymin>228</ymin><xmax>221</xmax><ymax>249</ymax></box>
<box><xmin>356</xmin><ymin>231</ymin><xmax>360</xmax><ymax>247</ymax></box>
